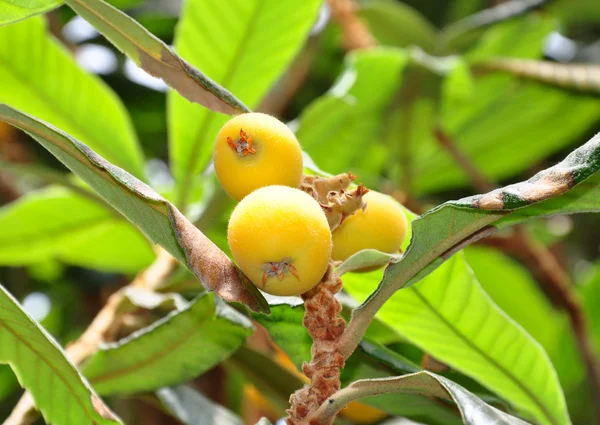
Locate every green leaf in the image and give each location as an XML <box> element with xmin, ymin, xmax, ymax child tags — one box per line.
<box><xmin>336</xmin><ymin>249</ymin><xmax>398</xmax><ymax>276</ymax></box>
<box><xmin>0</xmin><ymin>284</ymin><xmax>121</xmax><ymax>425</ymax></box>
<box><xmin>297</xmin><ymin>48</ymin><xmax>410</xmax><ymax>187</ymax></box>
<box><xmin>345</xmin><ymin>135</ymin><xmax>600</xmax><ymax>418</ymax></box>
<box><xmin>83</xmin><ymin>294</ymin><xmax>252</xmax><ymax>395</ymax></box>
<box><xmin>323</xmin><ymin>371</ymin><xmax>530</xmax><ymax>425</ymax></box>
<box><xmin>169</xmin><ymin>0</ymin><xmax>322</xmax><ymax>207</ymax></box>
<box><xmin>465</xmin><ymin>247</ymin><xmax>583</xmax><ymax>389</ymax></box>
<box><xmin>375</xmin><ymin>132</ymin><xmax>600</xmax><ymax>298</ymax></box>
<box><xmin>63</xmin><ymin>0</ymin><xmax>249</xmax><ymax>117</ymax></box>
<box><xmin>357</xmin><ymin>0</ymin><xmax>437</xmax><ymax>50</ymax></box>
<box><xmin>157</xmin><ymin>385</ymin><xmax>244</xmax><ymax>425</ymax></box>
<box><xmin>344</xmin><ymin>254</ymin><xmax>567</xmax><ymax>425</ymax></box>
<box><xmin>0</xmin><ymin>0</ymin><xmax>61</xmax><ymax>26</ymax></box>
<box><xmin>0</xmin><ymin>105</ymin><xmax>270</xmax><ymax>313</ymax></box>
<box><xmin>0</xmin><ymin>16</ymin><xmax>145</xmax><ymax>178</ymax></box>
<box><xmin>251</xmin><ymin>305</ymin><xmax>462</xmax><ymax>424</ymax></box>
<box><xmin>0</xmin><ymin>187</ymin><xmax>154</xmax><ymax>273</ymax></box>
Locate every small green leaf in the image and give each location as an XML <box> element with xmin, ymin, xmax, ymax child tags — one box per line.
<box><xmin>157</xmin><ymin>385</ymin><xmax>244</xmax><ymax>425</ymax></box>
<box><xmin>0</xmin><ymin>16</ymin><xmax>145</xmax><ymax>178</ymax></box>
<box><xmin>169</xmin><ymin>0</ymin><xmax>323</xmax><ymax>207</ymax></box>
<box><xmin>336</xmin><ymin>249</ymin><xmax>398</xmax><ymax>276</ymax></box>
<box><xmin>0</xmin><ymin>187</ymin><xmax>154</xmax><ymax>273</ymax></box>
<box><xmin>0</xmin><ymin>105</ymin><xmax>270</xmax><ymax>313</ymax></box>
<box><xmin>345</xmin><ymin>254</ymin><xmax>569</xmax><ymax>425</ymax></box>
<box><xmin>0</xmin><ymin>0</ymin><xmax>62</xmax><ymax>26</ymax></box>
<box><xmin>83</xmin><ymin>294</ymin><xmax>252</xmax><ymax>395</ymax></box>
<box><xmin>0</xmin><ymin>284</ymin><xmax>121</xmax><ymax>425</ymax></box>
<box><xmin>62</xmin><ymin>0</ymin><xmax>249</xmax><ymax>116</ymax></box>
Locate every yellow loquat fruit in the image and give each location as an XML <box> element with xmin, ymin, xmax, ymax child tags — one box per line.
<box><xmin>228</xmin><ymin>186</ymin><xmax>332</xmax><ymax>296</ymax></box>
<box><xmin>213</xmin><ymin>112</ymin><xmax>303</xmax><ymax>200</ymax></box>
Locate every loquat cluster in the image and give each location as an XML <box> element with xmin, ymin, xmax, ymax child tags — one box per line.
<box><xmin>213</xmin><ymin>112</ymin><xmax>408</xmax><ymax>296</ymax></box>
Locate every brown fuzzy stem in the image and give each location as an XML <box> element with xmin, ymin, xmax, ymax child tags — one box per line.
<box><xmin>286</xmin><ymin>266</ymin><xmax>346</xmax><ymax>425</ymax></box>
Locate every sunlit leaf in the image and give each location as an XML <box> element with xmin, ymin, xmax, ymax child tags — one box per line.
<box><xmin>83</xmin><ymin>294</ymin><xmax>252</xmax><ymax>395</ymax></box>
<box><xmin>0</xmin><ymin>16</ymin><xmax>145</xmax><ymax>178</ymax></box>
<box><xmin>345</xmin><ymin>254</ymin><xmax>568</xmax><ymax>425</ymax></box>
<box><xmin>0</xmin><ymin>0</ymin><xmax>61</xmax><ymax>26</ymax></box>
<box><xmin>169</xmin><ymin>0</ymin><xmax>322</xmax><ymax>207</ymax></box>
<box><xmin>0</xmin><ymin>187</ymin><xmax>154</xmax><ymax>273</ymax></box>
<box><xmin>0</xmin><ymin>284</ymin><xmax>121</xmax><ymax>425</ymax></box>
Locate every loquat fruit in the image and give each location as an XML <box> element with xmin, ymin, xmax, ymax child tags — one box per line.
<box><xmin>213</xmin><ymin>112</ymin><xmax>303</xmax><ymax>200</ymax></box>
<box><xmin>332</xmin><ymin>191</ymin><xmax>408</xmax><ymax>263</ymax></box>
<box><xmin>228</xmin><ymin>186</ymin><xmax>332</xmax><ymax>296</ymax></box>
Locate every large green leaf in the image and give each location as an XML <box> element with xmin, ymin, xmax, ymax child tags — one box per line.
<box><xmin>0</xmin><ymin>105</ymin><xmax>269</xmax><ymax>313</ymax></box>
<box><xmin>0</xmin><ymin>187</ymin><xmax>154</xmax><ymax>273</ymax></box>
<box><xmin>465</xmin><ymin>247</ymin><xmax>583</xmax><ymax>389</ymax></box>
<box><xmin>319</xmin><ymin>371</ymin><xmax>530</xmax><ymax>425</ymax></box>
<box><xmin>344</xmin><ymin>254</ymin><xmax>567</xmax><ymax>425</ymax></box>
<box><xmin>297</xmin><ymin>48</ymin><xmax>409</xmax><ymax>187</ymax></box>
<box><xmin>62</xmin><ymin>0</ymin><xmax>249</xmax><ymax>117</ymax></box>
<box><xmin>157</xmin><ymin>385</ymin><xmax>244</xmax><ymax>425</ymax></box>
<box><xmin>0</xmin><ymin>0</ymin><xmax>61</xmax><ymax>26</ymax></box>
<box><xmin>0</xmin><ymin>16</ymin><xmax>145</xmax><ymax>178</ymax></box>
<box><xmin>0</xmin><ymin>284</ymin><xmax>121</xmax><ymax>425</ymax></box>
<box><xmin>169</xmin><ymin>0</ymin><xmax>322</xmax><ymax>207</ymax></box>
<box><xmin>83</xmin><ymin>294</ymin><xmax>252</xmax><ymax>395</ymax></box>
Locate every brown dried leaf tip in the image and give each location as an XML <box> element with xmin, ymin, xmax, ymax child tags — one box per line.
<box><xmin>227</xmin><ymin>128</ymin><xmax>257</xmax><ymax>156</ymax></box>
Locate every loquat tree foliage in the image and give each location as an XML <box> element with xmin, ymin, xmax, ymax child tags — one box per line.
<box><xmin>0</xmin><ymin>0</ymin><xmax>599</xmax><ymax>425</ymax></box>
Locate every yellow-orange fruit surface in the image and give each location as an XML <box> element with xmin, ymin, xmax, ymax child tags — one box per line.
<box><xmin>228</xmin><ymin>186</ymin><xmax>331</xmax><ymax>296</ymax></box>
<box><xmin>332</xmin><ymin>191</ymin><xmax>408</xmax><ymax>263</ymax></box>
<box><xmin>213</xmin><ymin>113</ymin><xmax>303</xmax><ymax>200</ymax></box>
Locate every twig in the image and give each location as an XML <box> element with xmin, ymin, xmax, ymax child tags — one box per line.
<box><xmin>434</xmin><ymin>127</ymin><xmax>495</xmax><ymax>193</ymax></box>
<box><xmin>258</xmin><ymin>37</ymin><xmax>320</xmax><ymax>116</ymax></box>
<box><xmin>287</xmin><ymin>266</ymin><xmax>346</xmax><ymax>424</ymax></box>
<box><xmin>327</xmin><ymin>0</ymin><xmax>376</xmax><ymax>51</ymax></box>
<box><xmin>2</xmin><ymin>248</ymin><xmax>178</xmax><ymax>425</ymax></box>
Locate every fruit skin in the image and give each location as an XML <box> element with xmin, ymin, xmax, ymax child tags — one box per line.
<box><xmin>228</xmin><ymin>186</ymin><xmax>332</xmax><ymax>296</ymax></box>
<box><xmin>213</xmin><ymin>112</ymin><xmax>303</xmax><ymax>200</ymax></box>
<box><xmin>332</xmin><ymin>191</ymin><xmax>408</xmax><ymax>263</ymax></box>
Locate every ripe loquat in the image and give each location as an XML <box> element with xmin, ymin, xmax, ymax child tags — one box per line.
<box><xmin>213</xmin><ymin>113</ymin><xmax>303</xmax><ymax>200</ymax></box>
<box><xmin>332</xmin><ymin>191</ymin><xmax>408</xmax><ymax>263</ymax></box>
<box><xmin>228</xmin><ymin>186</ymin><xmax>331</xmax><ymax>296</ymax></box>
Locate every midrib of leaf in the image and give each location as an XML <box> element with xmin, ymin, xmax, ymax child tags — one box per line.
<box><xmin>0</xmin><ymin>54</ymin><xmax>136</xmax><ymax>177</ymax></box>
<box><xmin>0</xmin><ymin>318</ymin><xmax>96</xmax><ymax>422</ymax></box>
<box><xmin>68</xmin><ymin>0</ymin><xmax>156</xmax><ymax>61</ymax></box>
<box><xmin>409</xmin><ymin>284</ymin><xmax>555</xmax><ymax>425</ymax></box>
<box><xmin>87</xmin><ymin>323</ymin><xmax>197</xmax><ymax>384</ymax></box>
<box><xmin>0</xmin><ymin>215</ymin><xmax>116</xmax><ymax>248</ymax></box>
<box><xmin>175</xmin><ymin>0</ymin><xmax>266</xmax><ymax>209</ymax></box>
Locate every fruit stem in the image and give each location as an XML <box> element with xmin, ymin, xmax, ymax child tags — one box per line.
<box><xmin>286</xmin><ymin>265</ymin><xmax>346</xmax><ymax>425</ymax></box>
